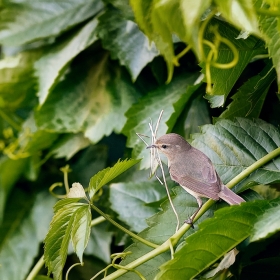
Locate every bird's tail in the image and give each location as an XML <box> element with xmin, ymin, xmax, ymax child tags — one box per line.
<box><xmin>218</xmin><ymin>185</ymin><xmax>245</xmax><ymax>205</ymax></box>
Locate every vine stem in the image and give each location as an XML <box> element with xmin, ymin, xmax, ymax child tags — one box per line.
<box><xmin>25</xmin><ymin>216</ymin><xmax>107</xmax><ymax>280</ymax></box>
<box><xmin>90</xmin><ymin>203</ymin><xmax>159</xmax><ymax>249</ymax></box>
<box><xmin>102</xmin><ymin>146</ymin><xmax>280</xmax><ymax>280</ymax></box>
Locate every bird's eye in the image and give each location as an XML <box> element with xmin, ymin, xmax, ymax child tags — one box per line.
<box><xmin>161</xmin><ymin>145</ymin><xmax>167</xmax><ymax>149</ymax></box>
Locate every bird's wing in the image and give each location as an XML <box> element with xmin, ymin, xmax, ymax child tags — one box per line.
<box><xmin>170</xmin><ymin>170</ymin><xmax>220</xmax><ymax>200</ymax></box>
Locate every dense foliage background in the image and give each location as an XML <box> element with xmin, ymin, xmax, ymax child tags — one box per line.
<box><xmin>1</xmin><ymin>0</ymin><xmax>280</xmax><ymax>279</ymax></box>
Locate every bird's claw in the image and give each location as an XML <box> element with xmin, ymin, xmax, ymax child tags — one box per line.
<box><xmin>184</xmin><ymin>218</ymin><xmax>194</xmax><ymax>229</ymax></box>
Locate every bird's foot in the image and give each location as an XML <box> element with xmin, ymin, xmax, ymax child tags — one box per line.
<box><xmin>184</xmin><ymin>218</ymin><xmax>194</xmax><ymax>229</ymax></box>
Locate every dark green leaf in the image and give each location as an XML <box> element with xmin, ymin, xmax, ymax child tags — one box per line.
<box><xmin>250</xmin><ymin>198</ymin><xmax>280</xmax><ymax>242</ymax></box>
<box><xmin>0</xmin><ymin>192</ymin><xmax>56</xmax><ymax>280</ymax></box>
<box><xmin>97</xmin><ymin>8</ymin><xmax>158</xmax><ymax>81</ymax></box>
<box><xmin>35</xmin><ymin>17</ymin><xmax>99</xmax><ymax>105</ymax></box>
<box><xmin>84</xmin><ymin>222</ymin><xmax>113</xmax><ymax>263</ymax></box>
<box><xmin>109</xmin><ymin>181</ymin><xmax>167</xmax><ymax>232</ymax></box>
<box><xmin>35</xmin><ymin>54</ymin><xmax>140</xmax><ymax>142</ymax></box>
<box><xmin>155</xmin><ymin>200</ymin><xmax>270</xmax><ymax>280</ymax></box>
<box><xmin>202</xmin><ymin>19</ymin><xmax>265</xmax><ymax>107</ymax></box>
<box><xmin>88</xmin><ymin>159</ymin><xmax>141</xmax><ymax>199</ymax></box>
<box><xmin>0</xmin><ymin>0</ymin><xmax>104</xmax><ymax>46</ymax></box>
<box><xmin>0</xmin><ymin>157</ymin><xmax>28</xmax><ymax>223</ymax></box>
<box><xmin>190</xmin><ymin>118</ymin><xmax>280</xmax><ymax>192</ymax></box>
<box><xmin>256</xmin><ymin>0</ymin><xmax>280</xmax><ymax>89</ymax></box>
<box><xmin>122</xmin><ymin>74</ymin><xmax>200</xmax><ymax>169</ymax></box>
<box><xmin>49</xmin><ymin>133</ymin><xmax>90</xmax><ymax>160</ymax></box>
<box><xmin>118</xmin><ymin>186</ymin><xmax>216</xmax><ymax>280</ymax></box>
<box><xmin>220</xmin><ymin>61</ymin><xmax>276</xmax><ymax>119</ymax></box>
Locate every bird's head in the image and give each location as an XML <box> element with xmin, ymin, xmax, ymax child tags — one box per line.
<box><xmin>147</xmin><ymin>133</ymin><xmax>191</xmax><ymax>159</ymax></box>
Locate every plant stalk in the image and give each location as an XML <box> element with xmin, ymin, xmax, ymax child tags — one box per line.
<box><xmin>101</xmin><ymin>146</ymin><xmax>280</xmax><ymax>279</ymax></box>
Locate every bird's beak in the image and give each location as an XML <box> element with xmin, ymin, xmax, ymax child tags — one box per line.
<box><xmin>146</xmin><ymin>144</ymin><xmax>157</xmax><ymax>149</ymax></box>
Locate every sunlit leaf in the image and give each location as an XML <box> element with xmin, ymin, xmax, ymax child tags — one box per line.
<box><xmin>97</xmin><ymin>7</ymin><xmax>158</xmax><ymax>81</ymax></box>
<box><xmin>35</xmin><ymin>54</ymin><xmax>140</xmax><ymax>143</ymax></box>
<box><xmin>88</xmin><ymin>159</ymin><xmax>141</xmax><ymax>199</ymax></box>
<box><xmin>44</xmin><ymin>198</ymin><xmax>90</xmax><ymax>280</ymax></box>
<box><xmin>0</xmin><ymin>0</ymin><xmax>104</xmax><ymax>46</ymax></box>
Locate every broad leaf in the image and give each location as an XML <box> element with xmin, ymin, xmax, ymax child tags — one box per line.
<box><xmin>250</xmin><ymin>198</ymin><xmax>280</xmax><ymax>242</ymax></box>
<box><xmin>190</xmin><ymin>118</ymin><xmax>280</xmax><ymax>191</ymax></box>
<box><xmin>256</xmin><ymin>0</ymin><xmax>280</xmax><ymax>89</ymax></box>
<box><xmin>34</xmin><ymin>17</ymin><xmax>99</xmax><ymax>105</ymax></box>
<box><xmin>44</xmin><ymin>198</ymin><xmax>91</xmax><ymax>280</ymax></box>
<box><xmin>215</xmin><ymin>0</ymin><xmax>260</xmax><ymax>35</ymax></box>
<box><xmin>0</xmin><ymin>0</ymin><xmax>104</xmax><ymax>46</ymax></box>
<box><xmin>84</xmin><ymin>222</ymin><xmax>113</xmax><ymax>263</ymax></box>
<box><xmin>202</xmin><ymin>19</ymin><xmax>265</xmax><ymax>107</ymax></box>
<box><xmin>71</xmin><ymin>205</ymin><xmax>91</xmax><ymax>262</ymax></box>
<box><xmin>0</xmin><ymin>157</ymin><xmax>28</xmax><ymax>223</ymax></box>
<box><xmin>118</xmin><ymin>186</ymin><xmax>216</xmax><ymax>280</ymax></box>
<box><xmin>19</xmin><ymin>113</ymin><xmax>58</xmax><ymax>154</ymax></box>
<box><xmin>122</xmin><ymin>74</ymin><xmax>200</xmax><ymax>169</ymax></box>
<box><xmin>49</xmin><ymin>133</ymin><xmax>90</xmax><ymax>160</ymax></box>
<box><xmin>155</xmin><ymin>200</ymin><xmax>270</xmax><ymax>280</ymax></box>
<box><xmin>0</xmin><ymin>51</ymin><xmax>40</xmax><ymax>109</ymax></box>
<box><xmin>220</xmin><ymin>60</ymin><xmax>276</xmax><ymax>119</ymax></box>
<box><xmin>97</xmin><ymin>7</ymin><xmax>158</xmax><ymax>81</ymax></box>
<box><xmin>88</xmin><ymin>159</ymin><xmax>141</xmax><ymax>199</ymax></box>
<box><xmin>109</xmin><ymin>181</ymin><xmax>168</xmax><ymax>232</ymax></box>
<box><xmin>0</xmin><ymin>192</ymin><xmax>55</xmax><ymax>280</ymax></box>
<box><xmin>130</xmin><ymin>0</ymin><xmax>175</xmax><ymax>82</ymax></box>
<box><xmin>35</xmin><ymin>54</ymin><xmax>140</xmax><ymax>142</ymax></box>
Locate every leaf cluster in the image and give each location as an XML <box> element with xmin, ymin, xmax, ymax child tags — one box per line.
<box><xmin>1</xmin><ymin>1</ymin><xmax>280</xmax><ymax>280</ymax></box>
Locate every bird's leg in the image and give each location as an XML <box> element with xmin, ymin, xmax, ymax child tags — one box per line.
<box><xmin>184</xmin><ymin>197</ymin><xmax>203</xmax><ymax>228</ymax></box>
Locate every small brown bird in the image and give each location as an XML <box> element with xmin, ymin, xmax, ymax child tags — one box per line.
<box><xmin>148</xmin><ymin>133</ymin><xmax>245</xmax><ymax>225</ymax></box>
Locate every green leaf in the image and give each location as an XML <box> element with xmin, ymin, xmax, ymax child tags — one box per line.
<box><xmin>130</xmin><ymin>0</ymin><xmax>176</xmax><ymax>82</ymax></box>
<box><xmin>71</xmin><ymin>205</ymin><xmax>91</xmax><ymax>263</ymax></box>
<box><xmin>44</xmin><ymin>198</ymin><xmax>90</xmax><ymax>280</ymax></box>
<box><xmin>215</xmin><ymin>0</ymin><xmax>260</xmax><ymax>35</ymax></box>
<box><xmin>190</xmin><ymin>118</ymin><xmax>280</xmax><ymax>192</ymax></box>
<box><xmin>256</xmin><ymin>0</ymin><xmax>280</xmax><ymax>90</ymax></box>
<box><xmin>0</xmin><ymin>51</ymin><xmax>40</xmax><ymax>109</ymax></box>
<box><xmin>154</xmin><ymin>200</ymin><xmax>270</xmax><ymax>280</ymax></box>
<box><xmin>180</xmin><ymin>0</ymin><xmax>211</xmax><ymax>56</ymax></box>
<box><xmin>19</xmin><ymin>113</ymin><xmax>58</xmax><ymax>154</ymax></box>
<box><xmin>35</xmin><ymin>54</ymin><xmax>140</xmax><ymax>143</ymax></box>
<box><xmin>122</xmin><ymin>73</ymin><xmax>200</xmax><ymax>169</ymax></box>
<box><xmin>202</xmin><ymin>19</ymin><xmax>265</xmax><ymax>107</ymax></box>
<box><xmin>49</xmin><ymin>133</ymin><xmax>90</xmax><ymax>160</ymax></box>
<box><xmin>250</xmin><ymin>198</ymin><xmax>280</xmax><ymax>242</ymax></box>
<box><xmin>118</xmin><ymin>186</ymin><xmax>216</xmax><ymax>280</ymax></box>
<box><xmin>88</xmin><ymin>159</ymin><xmax>141</xmax><ymax>199</ymax></box>
<box><xmin>97</xmin><ymin>7</ymin><xmax>159</xmax><ymax>81</ymax></box>
<box><xmin>84</xmin><ymin>222</ymin><xmax>113</xmax><ymax>263</ymax></box>
<box><xmin>220</xmin><ymin>61</ymin><xmax>276</xmax><ymax>119</ymax></box>
<box><xmin>109</xmin><ymin>181</ymin><xmax>167</xmax><ymax>232</ymax></box>
<box><xmin>104</xmin><ymin>0</ymin><xmax>134</xmax><ymax>19</ymax></box>
<box><xmin>35</xmin><ymin>17</ymin><xmax>99</xmax><ymax>105</ymax></box>
<box><xmin>0</xmin><ymin>0</ymin><xmax>104</xmax><ymax>46</ymax></box>
<box><xmin>0</xmin><ymin>192</ymin><xmax>56</xmax><ymax>280</ymax></box>
<box><xmin>0</xmin><ymin>157</ymin><xmax>28</xmax><ymax>223</ymax></box>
